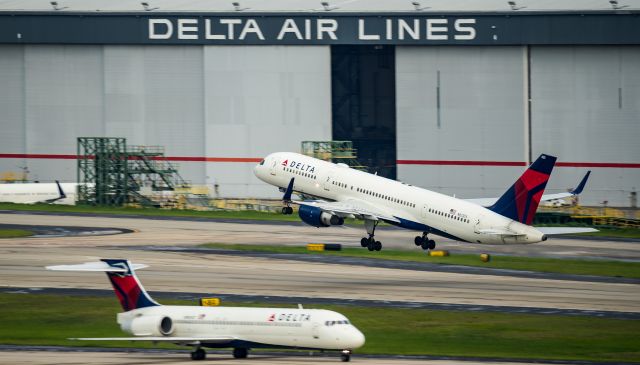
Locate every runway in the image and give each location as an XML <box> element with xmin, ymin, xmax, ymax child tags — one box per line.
<box><xmin>0</xmin><ymin>347</ymin><xmax>586</xmax><ymax>365</ymax></box>
<box><xmin>0</xmin><ymin>213</ymin><xmax>638</xmax><ymax>313</ymax></box>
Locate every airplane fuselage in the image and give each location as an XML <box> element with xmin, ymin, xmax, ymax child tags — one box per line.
<box><xmin>118</xmin><ymin>305</ymin><xmax>364</xmax><ymax>350</ymax></box>
<box><xmin>255</xmin><ymin>152</ymin><xmax>546</xmax><ymax>244</ymax></box>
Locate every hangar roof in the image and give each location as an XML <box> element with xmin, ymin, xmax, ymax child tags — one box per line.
<box><xmin>1</xmin><ymin>0</ymin><xmax>639</xmax><ymax>13</ymax></box>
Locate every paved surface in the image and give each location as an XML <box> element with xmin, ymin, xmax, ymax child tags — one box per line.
<box><xmin>0</xmin><ymin>223</ymin><xmax>132</xmax><ymax>238</ymax></box>
<box><xmin>0</xmin><ymin>212</ymin><xmax>638</xmax><ymax>261</ymax></box>
<box><xmin>0</xmin><ymin>347</ymin><xmax>610</xmax><ymax>365</ymax></box>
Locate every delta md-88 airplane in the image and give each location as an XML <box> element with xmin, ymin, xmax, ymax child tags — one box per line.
<box><xmin>254</xmin><ymin>152</ymin><xmax>596</xmax><ymax>251</ymax></box>
<box><xmin>47</xmin><ymin>259</ymin><xmax>365</xmax><ymax>362</ymax></box>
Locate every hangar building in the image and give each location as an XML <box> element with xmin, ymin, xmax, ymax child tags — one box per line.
<box><xmin>0</xmin><ymin>0</ymin><xmax>638</xmax><ymax>206</ymax></box>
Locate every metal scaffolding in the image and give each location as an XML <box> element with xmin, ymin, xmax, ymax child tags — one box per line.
<box><xmin>77</xmin><ymin>137</ymin><xmax>189</xmax><ymax>207</ymax></box>
<box><xmin>77</xmin><ymin>137</ymin><xmax>128</xmax><ymax>206</ymax></box>
<box><xmin>301</xmin><ymin>141</ymin><xmax>367</xmax><ymax>171</ymax></box>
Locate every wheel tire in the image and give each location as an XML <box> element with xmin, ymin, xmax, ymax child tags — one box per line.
<box><xmin>360</xmin><ymin>237</ymin><xmax>368</xmax><ymax>247</ymax></box>
<box><xmin>421</xmin><ymin>241</ymin><xmax>429</xmax><ymax>250</ymax></box>
<box><xmin>341</xmin><ymin>353</ymin><xmax>351</xmax><ymax>362</ymax></box>
<box><xmin>191</xmin><ymin>348</ymin><xmax>205</xmax><ymax>361</ymax></box>
<box><xmin>233</xmin><ymin>348</ymin><xmax>248</xmax><ymax>359</ymax></box>
<box><xmin>367</xmin><ymin>242</ymin><xmax>375</xmax><ymax>251</ymax></box>
<box><xmin>428</xmin><ymin>240</ymin><xmax>436</xmax><ymax>250</ymax></box>
<box><xmin>281</xmin><ymin>207</ymin><xmax>288</xmax><ymax>215</ymax></box>
<box><xmin>287</xmin><ymin>207</ymin><xmax>293</xmax><ymax>214</ymax></box>
<box><xmin>414</xmin><ymin>236</ymin><xmax>422</xmax><ymax>246</ymax></box>
<box><xmin>375</xmin><ymin>241</ymin><xmax>382</xmax><ymax>251</ymax></box>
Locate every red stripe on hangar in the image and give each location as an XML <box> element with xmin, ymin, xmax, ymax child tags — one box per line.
<box><xmin>396</xmin><ymin>160</ymin><xmax>640</xmax><ymax>168</ymax></box>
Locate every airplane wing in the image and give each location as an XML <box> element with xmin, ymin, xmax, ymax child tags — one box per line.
<box><xmin>71</xmin><ymin>336</ymin><xmax>236</xmax><ymax>345</ymax></box>
<box><xmin>466</xmin><ymin>171</ymin><xmax>591</xmax><ymax>207</ymax></box>
<box><xmin>535</xmin><ymin>227</ymin><xmax>598</xmax><ymax>235</ymax></box>
<box><xmin>283</xmin><ymin>178</ymin><xmax>400</xmax><ymax>223</ymax></box>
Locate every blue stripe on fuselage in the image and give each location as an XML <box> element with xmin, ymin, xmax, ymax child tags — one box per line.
<box><xmin>388</xmin><ymin>216</ymin><xmax>470</xmax><ymax>243</ymax></box>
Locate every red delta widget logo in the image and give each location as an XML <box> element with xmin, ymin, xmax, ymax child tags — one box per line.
<box><xmin>282</xmin><ymin>159</ymin><xmax>316</xmax><ymax>173</ymax></box>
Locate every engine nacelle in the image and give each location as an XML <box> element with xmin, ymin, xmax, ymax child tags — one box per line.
<box><xmin>120</xmin><ymin>314</ymin><xmax>175</xmax><ymax>336</ymax></box>
<box><xmin>298</xmin><ymin>205</ymin><xmax>344</xmax><ymax>228</ymax></box>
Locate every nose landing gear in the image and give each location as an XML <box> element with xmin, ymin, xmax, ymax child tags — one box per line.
<box><xmin>340</xmin><ymin>349</ymin><xmax>352</xmax><ymax>362</ymax></box>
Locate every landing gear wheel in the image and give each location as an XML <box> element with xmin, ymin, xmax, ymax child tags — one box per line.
<box><xmin>341</xmin><ymin>353</ymin><xmax>351</xmax><ymax>362</ymax></box>
<box><xmin>367</xmin><ymin>242</ymin><xmax>375</xmax><ymax>251</ymax></box>
<box><xmin>191</xmin><ymin>348</ymin><xmax>206</xmax><ymax>361</ymax></box>
<box><xmin>374</xmin><ymin>241</ymin><xmax>382</xmax><ymax>251</ymax></box>
<box><xmin>361</xmin><ymin>237</ymin><xmax>368</xmax><ymax>247</ymax></box>
<box><xmin>281</xmin><ymin>206</ymin><xmax>293</xmax><ymax>215</ymax></box>
<box><xmin>233</xmin><ymin>348</ymin><xmax>248</xmax><ymax>359</ymax></box>
<box><xmin>414</xmin><ymin>236</ymin><xmax>423</xmax><ymax>246</ymax></box>
<box><xmin>428</xmin><ymin>240</ymin><xmax>436</xmax><ymax>250</ymax></box>
<box><xmin>421</xmin><ymin>241</ymin><xmax>429</xmax><ymax>250</ymax></box>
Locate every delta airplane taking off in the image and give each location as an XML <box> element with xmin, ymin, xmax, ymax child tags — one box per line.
<box><xmin>0</xmin><ymin>181</ymin><xmax>74</xmax><ymax>205</ymax></box>
<box><xmin>47</xmin><ymin>259</ymin><xmax>365</xmax><ymax>362</ymax></box>
<box><xmin>254</xmin><ymin>152</ymin><xmax>596</xmax><ymax>251</ymax></box>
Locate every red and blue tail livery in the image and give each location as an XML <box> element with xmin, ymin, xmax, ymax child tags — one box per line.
<box><xmin>489</xmin><ymin>154</ymin><xmax>556</xmax><ymax>225</ymax></box>
<box><xmin>102</xmin><ymin>259</ymin><xmax>160</xmax><ymax>311</ymax></box>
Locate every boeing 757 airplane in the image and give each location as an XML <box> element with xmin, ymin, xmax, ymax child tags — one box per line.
<box><xmin>47</xmin><ymin>259</ymin><xmax>365</xmax><ymax>362</ymax></box>
<box><xmin>254</xmin><ymin>152</ymin><xmax>596</xmax><ymax>251</ymax></box>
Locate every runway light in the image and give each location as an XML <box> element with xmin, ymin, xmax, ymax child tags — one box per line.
<box><xmin>232</xmin><ymin>2</ymin><xmax>250</xmax><ymax>11</ymax></box>
<box><xmin>480</xmin><ymin>253</ymin><xmax>491</xmax><ymax>262</ymax></box>
<box><xmin>321</xmin><ymin>1</ymin><xmax>338</xmax><ymax>11</ymax></box>
<box><xmin>50</xmin><ymin>1</ymin><xmax>68</xmax><ymax>11</ymax></box>
<box><xmin>507</xmin><ymin>1</ymin><xmax>526</xmax><ymax>10</ymax></box>
<box><xmin>140</xmin><ymin>2</ymin><xmax>159</xmax><ymax>11</ymax></box>
<box><xmin>411</xmin><ymin>1</ymin><xmax>429</xmax><ymax>11</ymax></box>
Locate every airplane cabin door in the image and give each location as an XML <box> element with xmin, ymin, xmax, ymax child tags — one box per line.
<box><xmin>323</xmin><ymin>173</ymin><xmax>333</xmax><ymax>191</ymax></box>
<box><xmin>270</xmin><ymin>159</ymin><xmax>277</xmax><ymax>176</ymax></box>
<box><xmin>421</xmin><ymin>204</ymin><xmax>428</xmax><ymax>218</ymax></box>
<box><xmin>312</xmin><ymin>322</ymin><xmax>320</xmax><ymax>339</ymax></box>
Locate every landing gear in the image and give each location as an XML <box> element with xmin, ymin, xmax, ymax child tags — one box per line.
<box><xmin>341</xmin><ymin>350</ymin><xmax>352</xmax><ymax>362</ymax></box>
<box><xmin>281</xmin><ymin>206</ymin><xmax>293</xmax><ymax>215</ymax></box>
<box><xmin>361</xmin><ymin>220</ymin><xmax>382</xmax><ymax>251</ymax></box>
<box><xmin>190</xmin><ymin>348</ymin><xmax>206</xmax><ymax>361</ymax></box>
<box><xmin>415</xmin><ymin>233</ymin><xmax>436</xmax><ymax>251</ymax></box>
<box><xmin>232</xmin><ymin>347</ymin><xmax>249</xmax><ymax>359</ymax></box>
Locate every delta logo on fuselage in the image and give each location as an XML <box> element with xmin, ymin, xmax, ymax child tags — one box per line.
<box><xmin>282</xmin><ymin>159</ymin><xmax>316</xmax><ymax>174</ymax></box>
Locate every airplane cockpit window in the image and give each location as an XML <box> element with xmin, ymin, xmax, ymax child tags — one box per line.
<box><xmin>259</xmin><ymin>160</ymin><xmax>265</xmax><ymax>165</ymax></box>
<box><xmin>325</xmin><ymin>320</ymin><xmax>350</xmax><ymax>326</ymax></box>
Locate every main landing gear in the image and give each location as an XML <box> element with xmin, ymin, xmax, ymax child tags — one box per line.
<box><xmin>415</xmin><ymin>232</ymin><xmax>436</xmax><ymax>251</ymax></box>
<box><xmin>281</xmin><ymin>206</ymin><xmax>293</xmax><ymax>215</ymax></box>
<box><xmin>190</xmin><ymin>347</ymin><xmax>206</xmax><ymax>361</ymax></box>
<box><xmin>360</xmin><ymin>220</ymin><xmax>382</xmax><ymax>251</ymax></box>
<box><xmin>233</xmin><ymin>348</ymin><xmax>249</xmax><ymax>359</ymax></box>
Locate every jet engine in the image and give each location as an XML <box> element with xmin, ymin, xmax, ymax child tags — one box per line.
<box><xmin>121</xmin><ymin>314</ymin><xmax>175</xmax><ymax>336</ymax></box>
<box><xmin>298</xmin><ymin>205</ymin><xmax>344</xmax><ymax>228</ymax></box>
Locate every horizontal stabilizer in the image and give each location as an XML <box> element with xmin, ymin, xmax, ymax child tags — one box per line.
<box><xmin>46</xmin><ymin>261</ymin><xmax>148</xmax><ymax>272</ymax></box>
<box><xmin>536</xmin><ymin>227</ymin><xmax>598</xmax><ymax>235</ymax></box>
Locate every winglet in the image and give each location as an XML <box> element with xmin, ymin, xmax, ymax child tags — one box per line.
<box><xmin>282</xmin><ymin>178</ymin><xmax>294</xmax><ymax>202</ymax></box>
<box><xmin>55</xmin><ymin>180</ymin><xmax>66</xmax><ymax>199</ymax></box>
<box><xmin>570</xmin><ymin>171</ymin><xmax>591</xmax><ymax>195</ymax></box>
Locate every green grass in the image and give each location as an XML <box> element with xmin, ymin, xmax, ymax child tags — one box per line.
<box><xmin>202</xmin><ymin>243</ymin><xmax>640</xmax><ymax>279</ymax></box>
<box><xmin>0</xmin><ymin>293</ymin><xmax>638</xmax><ymax>362</ymax></box>
<box><xmin>0</xmin><ymin>202</ymin><xmax>298</xmax><ymax>221</ymax></box>
<box><xmin>0</xmin><ymin>229</ymin><xmax>33</xmax><ymax>238</ymax></box>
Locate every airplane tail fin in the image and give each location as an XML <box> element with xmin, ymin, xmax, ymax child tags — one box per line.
<box><xmin>46</xmin><ymin>259</ymin><xmax>160</xmax><ymax>312</ymax></box>
<box><xmin>488</xmin><ymin>154</ymin><xmax>557</xmax><ymax>225</ymax></box>
<box><xmin>54</xmin><ymin>180</ymin><xmax>66</xmax><ymax>199</ymax></box>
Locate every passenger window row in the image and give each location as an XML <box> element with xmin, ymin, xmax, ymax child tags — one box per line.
<box><xmin>285</xmin><ymin>167</ymin><xmax>316</xmax><ymax>180</ymax></box>
<box><xmin>355</xmin><ymin>187</ymin><xmax>416</xmax><ymax>208</ymax></box>
<box><xmin>429</xmin><ymin>208</ymin><xmax>470</xmax><ymax>223</ymax></box>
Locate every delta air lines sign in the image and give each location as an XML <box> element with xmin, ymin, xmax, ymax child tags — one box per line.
<box><xmin>147</xmin><ymin>16</ymin><xmax>478</xmax><ymax>44</ymax></box>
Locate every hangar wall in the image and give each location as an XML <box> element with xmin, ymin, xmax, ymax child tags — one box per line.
<box><xmin>396</xmin><ymin>45</ymin><xmax>640</xmax><ymax>206</ymax></box>
<box><xmin>0</xmin><ymin>44</ymin><xmax>332</xmax><ymax>197</ymax></box>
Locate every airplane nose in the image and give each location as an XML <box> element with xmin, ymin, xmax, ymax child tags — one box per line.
<box><xmin>347</xmin><ymin>328</ymin><xmax>365</xmax><ymax>348</ymax></box>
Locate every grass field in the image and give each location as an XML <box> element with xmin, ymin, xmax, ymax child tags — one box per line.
<box><xmin>0</xmin><ymin>229</ymin><xmax>33</xmax><ymax>238</ymax></box>
<box><xmin>0</xmin><ymin>293</ymin><xmax>637</xmax><ymax>362</ymax></box>
<box><xmin>202</xmin><ymin>243</ymin><xmax>640</xmax><ymax>279</ymax></box>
